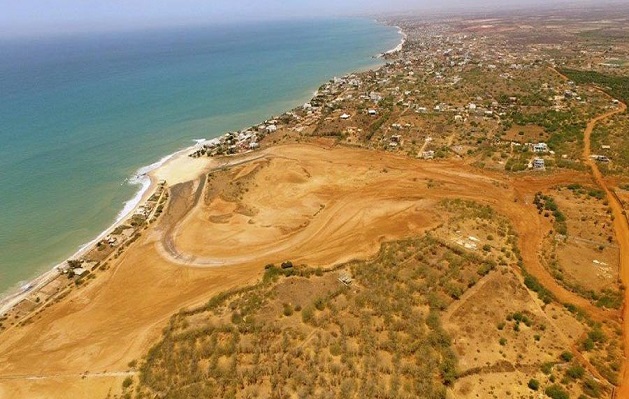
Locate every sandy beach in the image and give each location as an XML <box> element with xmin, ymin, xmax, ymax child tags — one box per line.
<box><xmin>0</xmin><ymin>145</ymin><xmax>214</xmax><ymax>317</ymax></box>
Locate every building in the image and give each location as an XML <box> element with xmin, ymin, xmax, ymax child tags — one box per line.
<box><xmin>531</xmin><ymin>143</ymin><xmax>549</xmax><ymax>153</ymax></box>
<box><xmin>532</xmin><ymin>158</ymin><xmax>545</xmax><ymax>170</ymax></box>
<box><xmin>73</xmin><ymin>268</ymin><xmax>88</xmax><ymax>277</ymax></box>
<box><xmin>595</xmin><ymin>155</ymin><xmax>610</xmax><ymax>163</ymax></box>
<box><xmin>423</xmin><ymin>150</ymin><xmax>435</xmax><ymax>159</ymax></box>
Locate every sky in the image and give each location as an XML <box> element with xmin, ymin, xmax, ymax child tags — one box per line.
<box><xmin>0</xmin><ymin>0</ymin><xmax>614</xmax><ymax>39</ymax></box>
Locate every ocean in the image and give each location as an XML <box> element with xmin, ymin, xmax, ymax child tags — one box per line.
<box><xmin>0</xmin><ymin>19</ymin><xmax>400</xmax><ymax>295</ymax></box>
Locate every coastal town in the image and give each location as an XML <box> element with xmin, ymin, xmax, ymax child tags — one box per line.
<box><xmin>1</xmin><ymin>5</ymin><xmax>629</xmax><ymax>399</ymax></box>
<box><xmin>192</xmin><ymin>12</ymin><xmax>627</xmax><ymax>180</ymax></box>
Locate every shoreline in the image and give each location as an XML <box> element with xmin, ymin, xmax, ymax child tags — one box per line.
<box><xmin>0</xmin><ymin>22</ymin><xmax>404</xmax><ymax>317</ymax></box>
<box><xmin>0</xmin><ymin>144</ymin><xmax>201</xmax><ymax>316</ymax></box>
<box><xmin>383</xmin><ymin>26</ymin><xmax>407</xmax><ymax>56</ymax></box>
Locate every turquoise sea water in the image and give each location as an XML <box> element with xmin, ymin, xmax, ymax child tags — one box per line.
<box><xmin>0</xmin><ymin>19</ymin><xmax>400</xmax><ymax>294</ymax></box>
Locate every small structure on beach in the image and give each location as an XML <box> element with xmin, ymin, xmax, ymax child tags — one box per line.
<box><xmin>72</xmin><ymin>268</ymin><xmax>88</xmax><ymax>277</ymax></box>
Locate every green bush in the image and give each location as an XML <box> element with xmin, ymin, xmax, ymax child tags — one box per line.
<box><xmin>283</xmin><ymin>303</ymin><xmax>294</xmax><ymax>317</ymax></box>
<box><xmin>528</xmin><ymin>379</ymin><xmax>540</xmax><ymax>391</ymax></box>
<box><xmin>545</xmin><ymin>384</ymin><xmax>569</xmax><ymax>399</ymax></box>
<box><xmin>566</xmin><ymin>364</ymin><xmax>585</xmax><ymax>379</ymax></box>
<box><xmin>582</xmin><ymin>378</ymin><xmax>601</xmax><ymax>397</ymax></box>
<box><xmin>560</xmin><ymin>351</ymin><xmax>573</xmax><ymax>362</ymax></box>
<box><xmin>541</xmin><ymin>362</ymin><xmax>554</xmax><ymax>375</ymax></box>
<box><xmin>122</xmin><ymin>376</ymin><xmax>133</xmax><ymax>389</ymax></box>
<box><xmin>301</xmin><ymin>306</ymin><xmax>314</xmax><ymax>323</ymax></box>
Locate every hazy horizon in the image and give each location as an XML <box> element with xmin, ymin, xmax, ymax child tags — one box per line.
<box><xmin>0</xmin><ymin>0</ymin><xmax>625</xmax><ymax>39</ymax></box>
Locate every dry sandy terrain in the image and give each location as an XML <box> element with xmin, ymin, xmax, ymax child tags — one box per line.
<box><xmin>0</xmin><ymin>142</ymin><xmax>623</xmax><ymax>398</ymax></box>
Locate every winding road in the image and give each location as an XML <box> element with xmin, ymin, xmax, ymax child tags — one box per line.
<box><xmin>580</xmin><ymin>99</ymin><xmax>629</xmax><ymax>397</ymax></box>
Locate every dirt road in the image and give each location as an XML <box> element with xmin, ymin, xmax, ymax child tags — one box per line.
<box><xmin>580</xmin><ymin>100</ymin><xmax>629</xmax><ymax>397</ymax></box>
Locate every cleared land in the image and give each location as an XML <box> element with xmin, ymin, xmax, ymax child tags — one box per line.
<box><xmin>0</xmin><ymin>142</ymin><xmax>622</xmax><ymax>398</ymax></box>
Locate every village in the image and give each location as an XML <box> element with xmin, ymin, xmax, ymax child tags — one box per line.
<box><xmin>189</xmin><ymin>14</ymin><xmax>624</xmax><ymax>177</ymax></box>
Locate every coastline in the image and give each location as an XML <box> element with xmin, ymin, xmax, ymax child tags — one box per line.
<box><xmin>383</xmin><ymin>26</ymin><xmax>407</xmax><ymax>56</ymax></box>
<box><xmin>0</xmin><ymin>144</ymin><xmax>205</xmax><ymax>316</ymax></box>
<box><xmin>0</xmin><ymin>22</ymin><xmax>404</xmax><ymax>317</ymax></box>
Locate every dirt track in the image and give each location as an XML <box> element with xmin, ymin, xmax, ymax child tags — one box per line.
<box><xmin>0</xmin><ymin>143</ymin><xmax>624</xmax><ymax>398</ymax></box>
<box><xmin>581</xmin><ymin>100</ymin><xmax>629</xmax><ymax>397</ymax></box>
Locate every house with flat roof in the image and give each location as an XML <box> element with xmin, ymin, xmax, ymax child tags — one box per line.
<box><xmin>532</xmin><ymin>158</ymin><xmax>545</xmax><ymax>170</ymax></box>
<box><xmin>531</xmin><ymin>143</ymin><xmax>549</xmax><ymax>153</ymax></box>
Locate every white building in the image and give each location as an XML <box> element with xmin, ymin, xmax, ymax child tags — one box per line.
<box><xmin>532</xmin><ymin>158</ymin><xmax>545</xmax><ymax>170</ymax></box>
<box><xmin>532</xmin><ymin>143</ymin><xmax>549</xmax><ymax>153</ymax></box>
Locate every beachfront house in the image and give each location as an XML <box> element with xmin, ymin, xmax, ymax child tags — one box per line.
<box><xmin>72</xmin><ymin>267</ymin><xmax>88</xmax><ymax>277</ymax></box>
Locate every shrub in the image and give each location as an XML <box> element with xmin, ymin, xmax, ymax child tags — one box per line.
<box><xmin>582</xmin><ymin>338</ymin><xmax>595</xmax><ymax>351</ymax></box>
<box><xmin>527</xmin><ymin>379</ymin><xmax>540</xmax><ymax>391</ymax></box>
<box><xmin>566</xmin><ymin>364</ymin><xmax>585</xmax><ymax>379</ymax></box>
<box><xmin>524</xmin><ymin>274</ymin><xmax>553</xmax><ymax>304</ymax></box>
<box><xmin>302</xmin><ymin>306</ymin><xmax>314</xmax><ymax>323</ymax></box>
<box><xmin>122</xmin><ymin>376</ymin><xmax>134</xmax><ymax>389</ymax></box>
<box><xmin>582</xmin><ymin>378</ymin><xmax>601</xmax><ymax>398</ymax></box>
<box><xmin>560</xmin><ymin>351</ymin><xmax>573</xmax><ymax>362</ymax></box>
<box><xmin>283</xmin><ymin>303</ymin><xmax>294</xmax><ymax>317</ymax></box>
<box><xmin>588</xmin><ymin>328</ymin><xmax>606</xmax><ymax>343</ymax></box>
<box><xmin>541</xmin><ymin>362</ymin><xmax>554</xmax><ymax>374</ymax></box>
<box><xmin>314</xmin><ymin>298</ymin><xmax>326</xmax><ymax>311</ymax></box>
<box><xmin>545</xmin><ymin>384</ymin><xmax>569</xmax><ymax>399</ymax></box>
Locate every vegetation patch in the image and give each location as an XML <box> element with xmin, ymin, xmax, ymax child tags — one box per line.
<box><xmin>129</xmin><ymin>235</ymin><xmax>508</xmax><ymax>399</ymax></box>
<box><xmin>559</xmin><ymin>69</ymin><xmax>629</xmax><ymax>106</ymax></box>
